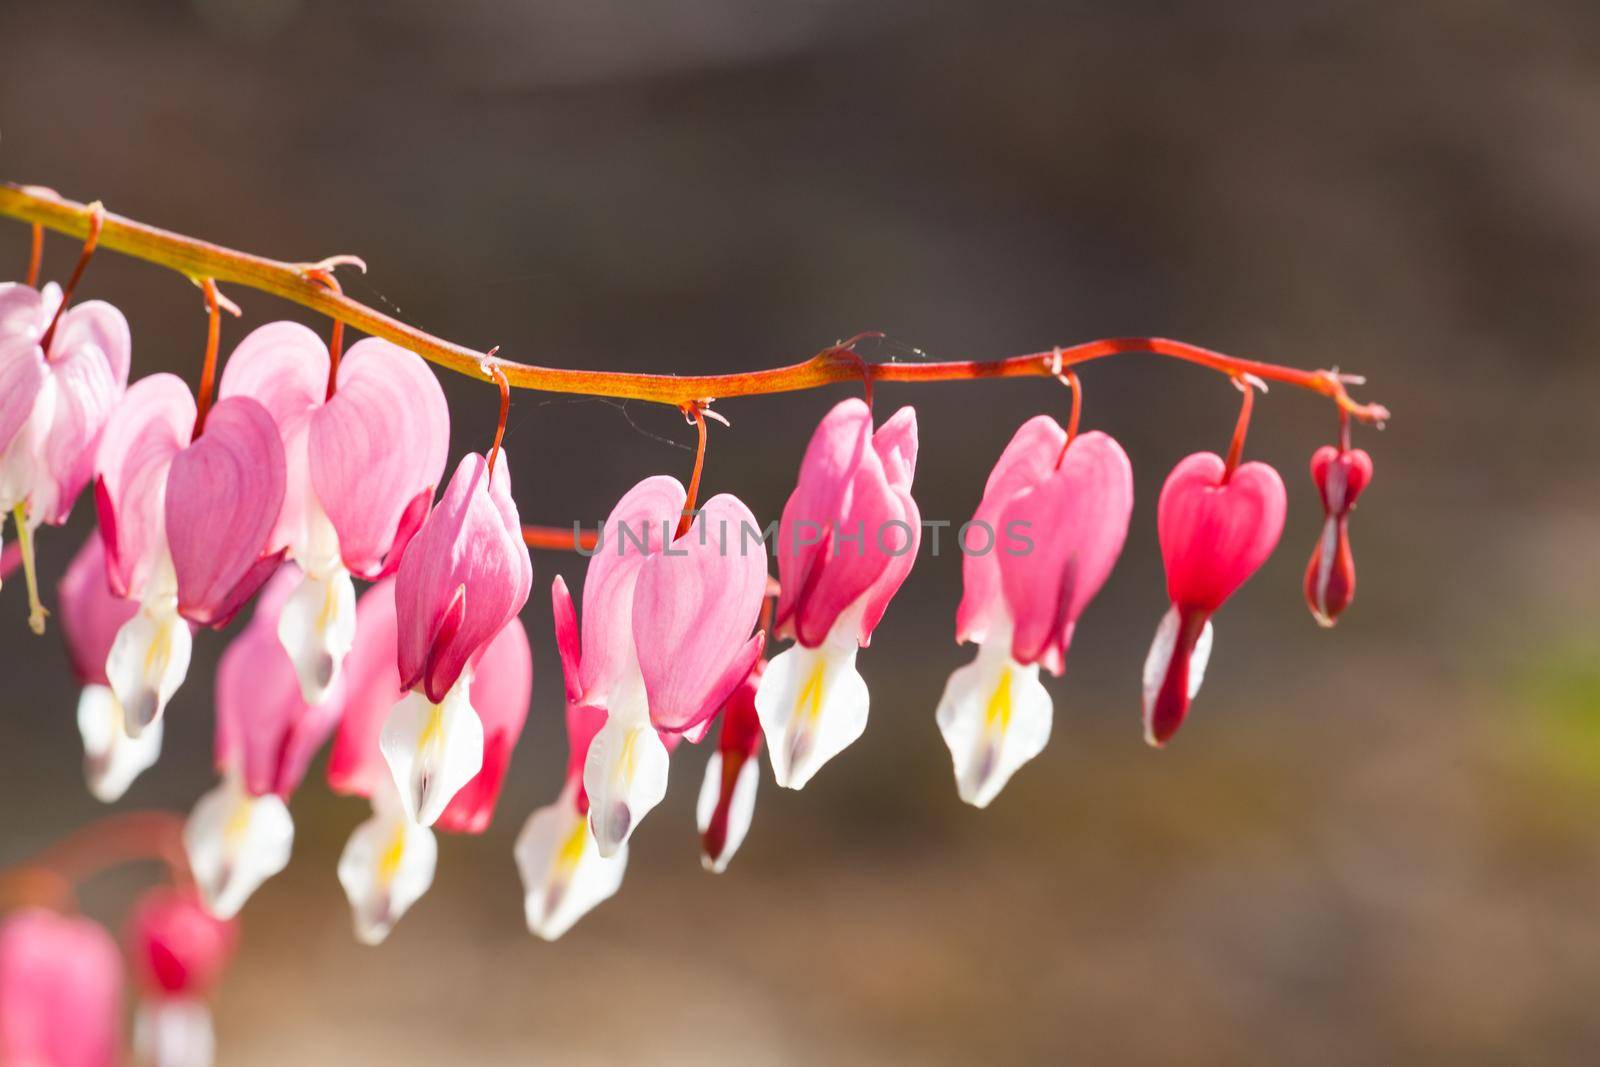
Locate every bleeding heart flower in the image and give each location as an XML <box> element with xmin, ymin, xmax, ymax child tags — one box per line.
<box><xmin>383</xmin><ymin>452</ymin><xmax>532</xmax><ymax>826</ymax></box>
<box><xmin>183</xmin><ymin>771</ymin><xmax>294</xmax><ymax>922</ymax></box>
<box><xmin>0</xmin><ymin>281</ymin><xmax>129</xmax><ymax>630</ymax></box>
<box><xmin>124</xmin><ymin>887</ymin><xmax>236</xmax><ymax>1067</ymax></box>
<box><xmin>1142</xmin><ymin>452</ymin><xmax>1286</xmax><ymax>747</ymax></box>
<box><xmin>57</xmin><ymin>533</ymin><xmax>160</xmax><ymax>802</ymax></box>
<box><xmin>697</xmin><ymin>658</ymin><xmax>765</xmax><ymax>873</ymax></box>
<box><xmin>328</xmin><ymin>578</ymin><xmax>532</xmax><ymax>942</ymax></box>
<box><xmin>96</xmin><ymin>374</ymin><xmax>286</xmax><ymax>736</ymax></box>
<box><xmin>1305</xmin><ymin>445</ymin><xmax>1374</xmax><ymax>627</ymax></box>
<box><xmin>756</xmin><ymin>399</ymin><xmax>919</xmax><ymax>789</ymax></box>
<box><xmin>515</xmin><ymin>575</ymin><xmax>625</xmax><ymax>940</ymax></box>
<box><xmin>570</xmin><ymin>478</ymin><xmax>766</xmax><ymax>856</ymax></box>
<box><xmin>937</xmin><ymin>417</ymin><xmax>1133</xmax><ymax>807</ymax></box>
<box><xmin>0</xmin><ymin>908</ymin><xmax>123</xmax><ymax>1067</ymax></box>
<box><xmin>219</xmin><ymin>326</ymin><xmax>448</xmax><ymax>704</ymax></box>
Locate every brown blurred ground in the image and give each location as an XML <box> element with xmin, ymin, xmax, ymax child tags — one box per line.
<box><xmin>5</xmin><ymin>1</ymin><xmax>1600</xmax><ymax>1063</ymax></box>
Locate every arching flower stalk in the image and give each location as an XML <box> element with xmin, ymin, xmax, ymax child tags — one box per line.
<box><xmin>56</xmin><ymin>534</ymin><xmax>158</xmax><ymax>802</ymax></box>
<box><xmin>515</xmin><ymin>576</ymin><xmax>625</xmax><ymax>940</ymax></box>
<box><xmin>567</xmin><ymin>477</ymin><xmax>767</xmax><ymax>856</ymax></box>
<box><xmin>217</xmin><ymin>323</ymin><xmax>448</xmax><ymax>704</ymax></box>
<box><xmin>938</xmin><ymin>408</ymin><xmax>1134</xmax><ymax>807</ymax></box>
<box><xmin>756</xmin><ymin>398</ymin><xmax>920</xmax><ymax>789</ymax></box>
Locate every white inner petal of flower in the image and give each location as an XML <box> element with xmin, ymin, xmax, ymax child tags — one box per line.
<box><xmin>337</xmin><ymin>785</ymin><xmax>438</xmax><ymax>946</ymax></box>
<box><xmin>379</xmin><ymin>673</ymin><xmax>485</xmax><ymax>827</ymax></box>
<box><xmin>515</xmin><ymin>781</ymin><xmax>628</xmax><ymax>941</ymax></box>
<box><xmin>106</xmin><ymin>557</ymin><xmax>191</xmax><ymax>738</ymax></box>
<box><xmin>695</xmin><ymin>749</ymin><xmax>761</xmax><ymax>873</ymax></box>
<box><xmin>183</xmin><ymin>773</ymin><xmax>294</xmax><ymax>921</ymax></box>
<box><xmin>134</xmin><ymin>996</ymin><xmax>215</xmax><ymax>1067</ymax></box>
<box><xmin>754</xmin><ymin>602</ymin><xmax>870</xmax><ymax>791</ymax></box>
<box><xmin>277</xmin><ymin>563</ymin><xmax>356</xmax><ymax>705</ymax></box>
<box><xmin>1140</xmin><ymin>606</ymin><xmax>1215</xmax><ymax>744</ymax></box>
<box><xmin>935</xmin><ymin>626</ymin><xmax>1053</xmax><ymax>809</ymax></box>
<box><xmin>77</xmin><ymin>683</ymin><xmax>163</xmax><ymax>803</ymax></box>
<box><xmin>582</xmin><ymin>663</ymin><xmax>669</xmax><ymax>858</ymax></box>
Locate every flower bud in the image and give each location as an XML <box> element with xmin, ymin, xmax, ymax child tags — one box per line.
<box><xmin>1304</xmin><ymin>445</ymin><xmax>1373</xmax><ymax>627</ymax></box>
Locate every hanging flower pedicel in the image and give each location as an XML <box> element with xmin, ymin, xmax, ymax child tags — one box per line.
<box><xmin>217</xmin><ymin>324</ymin><xmax>448</xmax><ymax>703</ymax></box>
<box><xmin>0</xmin><ymin>908</ymin><xmax>123</xmax><ymax>1067</ymax></box>
<box><xmin>185</xmin><ymin>568</ymin><xmax>328</xmax><ymax>920</ymax></box>
<box><xmin>57</xmin><ymin>533</ymin><xmax>160</xmax><ymax>802</ymax></box>
<box><xmin>1143</xmin><ymin>380</ymin><xmax>1287</xmax><ymax>747</ymax></box>
<box><xmin>0</xmin><ymin>216</ymin><xmax>130</xmax><ymax>634</ymax></box>
<box><xmin>328</xmin><ymin>577</ymin><xmax>533</xmax><ymax>942</ymax></box>
<box><xmin>697</xmin><ymin>657</ymin><xmax>765</xmax><ymax>872</ymax></box>
<box><xmin>1304</xmin><ymin>421</ymin><xmax>1374</xmax><ymax>627</ymax></box>
<box><xmin>939</xmin><ymin>397</ymin><xmax>1134</xmax><ymax>807</ymax></box>
<box><xmin>125</xmin><ymin>887</ymin><xmax>237</xmax><ymax>1067</ymax></box>
<box><xmin>571</xmin><ymin>474</ymin><xmax>767</xmax><ymax>856</ymax></box>
<box><xmin>756</xmin><ymin>398</ymin><xmax>920</xmax><ymax>789</ymax></box>
<box><xmin>515</xmin><ymin>576</ymin><xmax>626</xmax><ymax>940</ymax></box>
<box><xmin>383</xmin><ymin>449</ymin><xmax>533</xmax><ymax>827</ymax></box>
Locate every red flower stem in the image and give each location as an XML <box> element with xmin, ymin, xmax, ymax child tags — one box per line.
<box><xmin>1338</xmin><ymin>406</ymin><xmax>1352</xmax><ymax>453</ymax></box>
<box><xmin>676</xmin><ymin>402</ymin><xmax>708</xmax><ymax>539</ymax></box>
<box><xmin>24</xmin><ymin>222</ymin><xmax>42</xmax><ymax>288</ymax></box>
<box><xmin>486</xmin><ymin>360</ymin><xmax>510</xmax><ymax>477</ymax></box>
<box><xmin>304</xmin><ymin>265</ymin><xmax>347</xmax><ymax>399</ymax></box>
<box><xmin>191</xmin><ymin>278</ymin><xmax>223</xmax><ymax>438</ymax></box>
<box><xmin>1222</xmin><ymin>377</ymin><xmax>1255</xmax><ymax>483</ymax></box>
<box><xmin>1054</xmin><ymin>370</ymin><xmax>1083</xmax><ymax>468</ymax></box>
<box><xmin>36</xmin><ymin>200</ymin><xmax>103</xmax><ymax>356</ymax></box>
<box><xmin>0</xmin><ymin>184</ymin><xmax>1391</xmax><ymax>425</ymax></box>
<box><xmin>0</xmin><ymin>811</ymin><xmax>190</xmax><ymax>903</ymax></box>
<box><xmin>521</xmin><ymin>524</ymin><xmax>599</xmax><ymax>551</ymax></box>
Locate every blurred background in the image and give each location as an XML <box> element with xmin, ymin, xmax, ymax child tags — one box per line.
<box><xmin>4</xmin><ymin>0</ymin><xmax>1600</xmax><ymax>1062</ymax></box>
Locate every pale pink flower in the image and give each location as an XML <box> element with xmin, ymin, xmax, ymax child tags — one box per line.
<box><xmin>0</xmin><ymin>908</ymin><xmax>123</xmax><ymax>1067</ymax></box>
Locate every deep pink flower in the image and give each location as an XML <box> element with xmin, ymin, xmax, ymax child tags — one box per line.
<box><xmin>937</xmin><ymin>418</ymin><xmax>1133</xmax><ymax>806</ymax></box>
<box><xmin>515</xmin><ymin>575</ymin><xmax>627</xmax><ymax>940</ymax></box>
<box><xmin>0</xmin><ymin>282</ymin><xmax>129</xmax><ymax>632</ymax></box>
<box><xmin>1143</xmin><ymin>452</ymin><xmax>1286</xmax><ymax>747</ymax></box>
<box><xmin>57</xmin><ymin>534</ymin><xmax>157</xmax><ymax>802</ymax></box>
<box><xmin>434</xmin><ymin>614</ymin><xmax>533</xmax><ymax>835</ymax></box>
<box><xmin>698</xmin><ymin>658</ymin><xmax>765</xmax><ymax>873</ymax></box>
<box><xmin>219</xmin><ymin>326</ymin><xmax>448</xmax><ymax>704</ymax></box>
<box><xmin>0</xmin><ymin>908</ymin><xmax>123</xmax><ymax>1067</ymax></box>
<box><xmin>124</xmin><ymin>887</ymin><xmax>236</xmax><ymax>1067</ymax></box>
<box><xmin>567</xmin><ymin>477</ymin><xmax>766</xmax><ymax>856</ymax></box>
<box><xmin>757</xmin><ymin>399</ymin><xmax>919</xmax><ymax>789</ymax></box>
<box><xmin>95</xmin><ymin>374</ymin><xmax>286</xmax><ymax>736</ymax></box>
<box><xmin>383</xmin><ymin>451</ymin><xmax>532</xmax><ymax>826</ymax></box>
<box><xmin>214</xmin><ymin>566</ymin><xmax>343</xmax><ymax>800</ymax></box>
<box><xmin>1305</xmin><ymin>445</ymin><xmax>1374</xmax><ymax>627</ymax></box>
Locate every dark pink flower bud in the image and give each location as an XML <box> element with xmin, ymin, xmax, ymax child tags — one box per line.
<box><xmin>1304</xmin><ymin>445</ymin><xmax>1373</xmax><ymax>627</ymax></box>
<box><xmin>124</xmin><ymin>887</ymin><xmax>236</xmax><ymax>999</ymax></box>
<box><xmin>1143</xmin><ymin>452</ymin><xmax>1286</xmax><ymax>747</ymax></box>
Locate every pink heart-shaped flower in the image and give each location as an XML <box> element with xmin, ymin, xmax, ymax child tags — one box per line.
<box><xmin>1158</xmin><ymin>451</ymin><xmax>1286</xmax><ymax>613</ymax></box>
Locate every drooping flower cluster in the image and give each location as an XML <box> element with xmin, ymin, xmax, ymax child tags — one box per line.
<box><xmin>3</xmin><ymin>243</ymin><xmax>1380</xmax><ymax>1001</ymax></box>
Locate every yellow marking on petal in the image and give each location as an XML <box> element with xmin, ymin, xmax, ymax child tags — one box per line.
<box><xmin>316</xmin><ymin>574</ymin><xmax>340</xmax><ymax>634</ymax></box>
<box><xmin>555</xmin><ymin>815</ymin><xmax>589</xmax><ymax>877</ymax></box>
<box><xmin>417</xmin><ymin>703</ymin><xmax>446</xmax><ymax>757</ymax></box>
<box><xmin>797</xmin><ymin>657</ymin><xmax>828</xmax><ymax>725</ymax></box>
<box><xmin>377</xmin><ymin>824</ymin><xmax>408</xmax><ymax>888</ymax></box>
<box><xmin>224</xmin><ymin>795</ymin><xmax>253</xmax><ymax>848</ymax></box>
<box><xmin>618</xmin><ymin>727</ymin><xmax>640</xmax><ymax>782</ymax></box>
<box><xmin>983</xmin><ymin>668</ymin><xmax>1013</xmax><ymax>738</ymax></box>
<box><xmin>143</xmin><ymin>616</ymin><xmax>172</xmax><ymax>677</ymax></box>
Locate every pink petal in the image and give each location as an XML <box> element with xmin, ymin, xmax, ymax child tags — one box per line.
<box><xmin>956</xmin><ymin>416</ymin><xmax>1067</xmax><ymax>645</ymax></box>
<box><xmin>309</xmin><ymin>339</ymin><xmax>449</xmax><ymax>578</ymax></box>
<box><xmin>94</xmin><ymin>374</ymin><xmax>195</xmax><ymax>599</ymax></box>
<box><xmin>998</xmin><ymin>430</ymin><xmax>1134</xmax><ymax>673</ymax></box>
<box><xmin>49</xmin><ymin>301</ymin><xmax>131</xmax><ymax>391</ymax></box>
<box><xmin>57</xmin><ymin>534</ymin><xmax>138</xmax><ymax>687</ymax></box>
<box><xmin>215</xmin><ymin>565</ymin><xmax>342</xmax><ymax>798</ymax></box>
<box><xmin>35</xmin><ymin>329</ymin><xmax>128</xmax><ymax>524</ymax></box>
<box><xmin>551</xmin><ymin>574</ymin><xmax>582</xmax><ymax>703</ymax></box>
<box><xmin>166</xmin><ymin>396</ymin><xmax>287</xmax><ymax>627</ymax></box>
<box><xmin>633</xmin><ymin>495</ymin><xmax>768</xmax><ymax>732</ymax></box>
<box><xmin>0</xmin><ymin>909</ymin><xmax>123</xmax><ymax>1067</ymax></box>
<box><xmin>326</xmin><ymin>578</ymin><xmax>406</xmax><ymax>798</ymax></box>
<box><xmin>577</xmin><ymin>475</ymin><xmax>685</xmax><ymax>705</ymax></box>
<box><xmin>394</xmin><ymin>453</ymin><xmax>532</xmax><ymax>702</ymax></box>
<box><xmin>1158</xmin><ymin>452</ymin><xmax>1288</xmax><ymax>613</ymax></box>
<box><xmin>0</xmin><ymin>335</ymin><xmax>45</xmax><ymax>457</ymax></box>
<box><xmin>124</xmin><ymin>886</ymin><xmax>237</xmax><ymax>998</ymax></box>
<box><xmin>870</xmin><ymin>404</ymin><xmax>919</xmax><ymax>491</ymax></box>
<box><xmin>435</xmin><ymin>615</ymin><xmax>533</xmax><ymax>834</ymax></box>
<box><xmin>0</xmin><ymin>282</ymin><xmax>48</xmax><ymax>339</ymax></box>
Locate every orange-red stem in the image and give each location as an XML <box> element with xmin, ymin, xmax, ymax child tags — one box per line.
<box><xmin>521</xmin><ymin>524</ymin><xmax>600</xmax><ymax>552</ymax></box>
<box><xmin>486</xmin><ymin>361</ymin><xmax>510</xmax><ymax>476</ymax></box>
<box><xmin>24</xmin><ymin>222</ymin><xmax>42</xmax><ymax>288</ymax></box>
<box><xmin>37</xmin><ymin>202</ymin><xmax>103</xmax><ymax>356</ymax></box>
<box><xmin>1222</xmin><ymin>379</ymin><xmax>1255</xmax><ymax>482</ymax></box>
<box><xmin>676</xmin><ymin>403</ymin><xmax>708</xmax><ymax>539</ymax></box>
<box><xmin>192</xmin><ymin>279</ymin><xmax>223</xmax><ymax>437</ymax></box>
